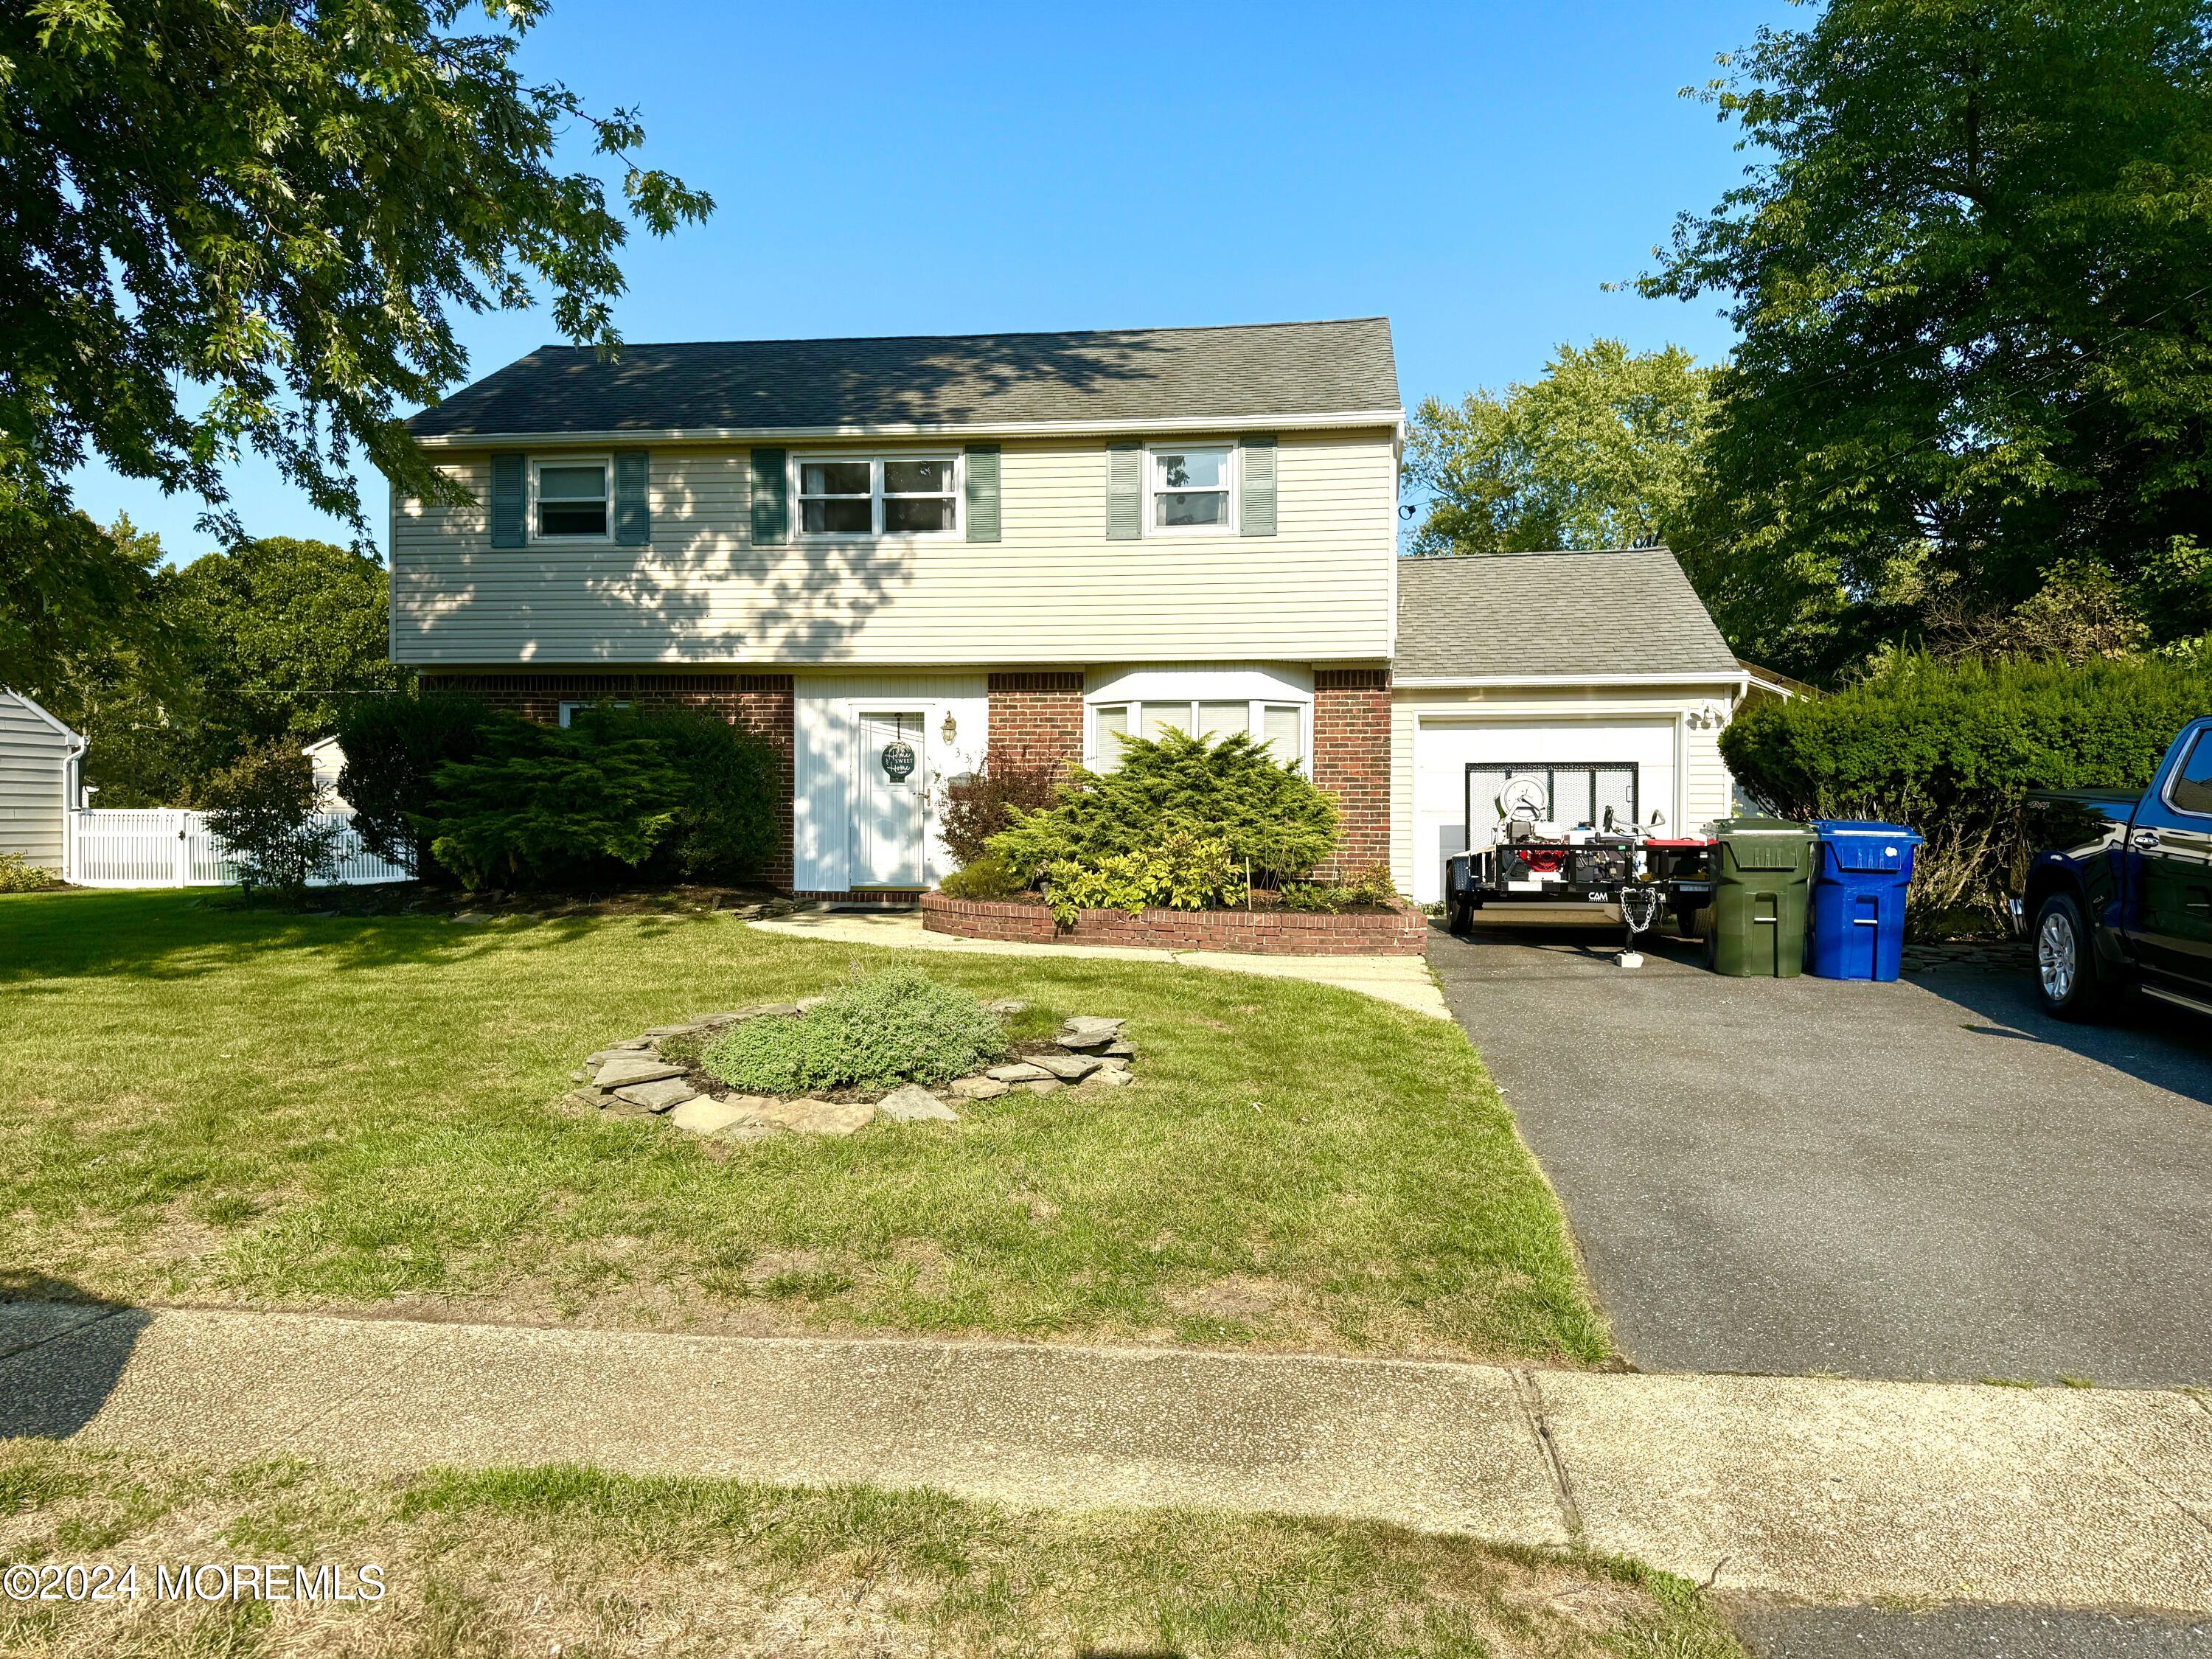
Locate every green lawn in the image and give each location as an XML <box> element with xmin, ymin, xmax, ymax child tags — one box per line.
<box><xmin>0</xmin><ymin>1444</ymin><xmax>1746</xmax><ymax>1658</ymax></box>
<box><xmin>0</xmin><ymin>890</ymin><xmax>1607</xmax><ymax>1363</ymax></box>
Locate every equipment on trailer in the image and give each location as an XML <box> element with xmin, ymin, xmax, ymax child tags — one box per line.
<box><xmin>1442</xmin><ymin>762</ymin><xmax>1718</xmax><ymax>963</ymax></box>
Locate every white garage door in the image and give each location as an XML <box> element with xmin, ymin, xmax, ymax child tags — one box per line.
<box><xmin>1411</xmin><ymin>718</ymin><xmax>1677</xmax><ymax>903</ymax></box>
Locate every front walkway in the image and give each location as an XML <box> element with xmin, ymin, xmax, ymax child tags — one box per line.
<box><xmin>4</xmin><ymin>1303</ymin><xmax>2209</xmax><ymax>1615</ymax></box>
<box><xmin>748</xmin><ymin>906</ymin><xmax>1451</xmax><ymax>1018</ymax></box>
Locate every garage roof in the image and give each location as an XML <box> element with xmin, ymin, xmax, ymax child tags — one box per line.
<box><xmin>1394</xmin><ymin>549</ymin><xmax>1740</xmax><ymax>681</ymax></box>
<box><xmin>406</xmin><ymin>319</ymin><xmax>1402</xmax><ymax>439</ymax></box>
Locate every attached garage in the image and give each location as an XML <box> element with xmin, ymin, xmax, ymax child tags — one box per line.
<box><xmin>1389</xmin><ymin>552</ymin><xmax>1746</xmax><ymax>905</ymax></box>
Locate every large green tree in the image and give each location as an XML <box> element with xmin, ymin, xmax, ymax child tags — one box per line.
<box><xmin>1402</xmin><ymin>340</ymin><xmax>1712</xmax><ymax>557</ymax></box>
<box><xmin>36</xmin><ymin>529</ymin><xmax>408</xmax><ymax>806</ymax></box>
<box><xmin>0</xmin><ymin>0</ymin><xmax>710</xmax><ymax>690</ymax></box>
<box><xmin>1644</xmin><ymin>0</ymin><xmax>2212</xmax><ymax>676</ymax></box>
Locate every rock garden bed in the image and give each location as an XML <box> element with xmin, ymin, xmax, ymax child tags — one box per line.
<box><xmin>569</xmin><ymin>996</ymin><xmax>1136</xmax><ymax>1143</ymax></box>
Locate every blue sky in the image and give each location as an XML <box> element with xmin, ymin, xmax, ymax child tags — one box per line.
<box><xmin>73</xmin><ymin>0</ymin><xmax>1784</xmax><ymax>563</ymax></box>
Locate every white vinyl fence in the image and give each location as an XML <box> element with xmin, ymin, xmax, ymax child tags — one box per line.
<box><xmin>69</xmin><ymin>809</ymin><xmax>411</xmax><ymax>889</ymax></box>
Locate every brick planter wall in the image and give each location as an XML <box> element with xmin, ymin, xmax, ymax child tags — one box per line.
<box><xmin>922</xmin><ymin>891</ymin><xmax>1429</xmax><ymax>955</ymax></box>
<box><xmin>987</xmin><ymin>669</ymin><xmax>1085</xmax><ymax>776</ymax></box>
<box><xmin>1312</xmin><ymin>667</ymin><xmax>1391</xmax><ymax>877</ymax></box>
<box><xmin>421</xmin><ymin>671</ymin><xmax>796</xmax><ymax>888</ymax></box>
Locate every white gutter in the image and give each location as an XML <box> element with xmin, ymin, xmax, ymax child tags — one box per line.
<box><xmin>1395</xmin><ymin>671</ymin><xmax>1753</xmax><ymax>691</ymax></box>
<box><xmin>408</xmin><ymin>408</ymin><xmax>1409</xmax><ymax>451</ymax></box>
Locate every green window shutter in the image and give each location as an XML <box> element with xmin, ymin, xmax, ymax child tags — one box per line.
<box><xmin>1106</xmin><ymin>442</ymin><xmax>1142</xmax><ymax>540</ymax></box>
<box><xmin>964</xmin><ymin>444</ymin><xmax>1001</xmax><ymax>543</ymax></box>
<box><xmin>750</xmin><ymin>448</ymin><xmax>787</xmax><ymax>544</ymax></box>
<box><xmin>1240</xmin><ymin>435</ymin><xmax>1277</xmax><ymax>536</ymax></box>
<box><xmin>490</xmin><ymin>453</ymin><xmax>526</xmax><ymax>548</ymax></box>
<box><xmin>613</xmin><ymin>451</ymin><xmax>650</xmax><ymax>546</ymax></box>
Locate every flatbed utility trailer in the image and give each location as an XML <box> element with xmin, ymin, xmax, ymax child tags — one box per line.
<box><xmin>1441</xmin><ymin>759</ymin><xmax>1716</xmax><ymax>943</ymax></box>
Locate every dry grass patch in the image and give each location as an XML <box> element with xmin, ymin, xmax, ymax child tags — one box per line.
<box><xmin>0</xmin><ymin>1444</ymin><xmax>1747</xmax><ymax>1658</ymax></box>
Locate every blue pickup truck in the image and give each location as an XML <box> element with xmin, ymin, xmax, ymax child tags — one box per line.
<box><xmin>2023</xmin><ymin>715</ymin><xmax>2212</xmax><ymax>1020</ymax></box>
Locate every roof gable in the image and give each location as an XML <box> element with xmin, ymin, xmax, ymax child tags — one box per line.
<box><xmin>406</xmin><ymin>319</ymin><xmax>1400</xmax><ymax>440</ymax></box>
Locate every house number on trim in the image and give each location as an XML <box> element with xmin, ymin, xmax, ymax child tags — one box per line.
<box><xmin>880</xmin><ymin>740</ymin><xmax>917</xmax><ymax>782</ymax></box>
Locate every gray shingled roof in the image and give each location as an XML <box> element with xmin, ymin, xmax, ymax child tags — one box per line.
<box><xmin>1395</xmin><ymin>549</ymin><xmax>1740</xmax><ymax>681</ymax></box>
<box><xmin>408</xmin><ymin>319</ymin><xmax>1400</xmax><ymax>438</ymax></box>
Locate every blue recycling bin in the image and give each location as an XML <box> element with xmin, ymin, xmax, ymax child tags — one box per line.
<box><xmin>1807</xmin><ymin>820</ymin><xmax>1922</xmax><ymax>981</ymax></box>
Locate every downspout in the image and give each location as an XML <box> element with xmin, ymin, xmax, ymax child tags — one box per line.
<box><xmin>62</xmin><ymin>730</ymin><xmax>87</xmax><ymax>883</ymax></box>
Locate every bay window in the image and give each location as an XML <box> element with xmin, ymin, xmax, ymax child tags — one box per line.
<box><xmin>1091</xmin><ymin>699</ymin><xmax>1306</xmax><ymax>771</ymax></box>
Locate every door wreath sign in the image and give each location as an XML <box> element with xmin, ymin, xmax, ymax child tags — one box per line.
<box><xmin>880</xmin><ymin>740</ymin><xmax>917</xmax><ymax>782</ymax></box>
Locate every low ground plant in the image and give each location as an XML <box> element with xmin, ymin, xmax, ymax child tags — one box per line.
<box><xmin>702</xmin><ymin>965</ymin><xmax>1009</xmax><ymax>1094</ymax></box>
<box><xmin>1041</xmin><ymin>831</ymin><xmax>1245</xmax><ymax>924</ymax></box>
<box><xmin>0</xmin><ymin>852</ymin><xmax>52</xmax><ymax>893</ymax></box>
<box><xmin>1279</xmin><ymin>860</ymin><xmax>1402</xmax><ymax>913</ymax></box>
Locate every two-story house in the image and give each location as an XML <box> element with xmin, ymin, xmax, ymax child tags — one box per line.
<box><xmin>391</xmin><ymin>318</ymin><xmax>1746</xmax><ymax>903</ymax></box>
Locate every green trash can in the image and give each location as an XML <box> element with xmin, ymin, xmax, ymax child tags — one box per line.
<box><xmin>1706</xmin><ymin>817</ymin><xmax>1815</xmax><ymax>977</ymax></box>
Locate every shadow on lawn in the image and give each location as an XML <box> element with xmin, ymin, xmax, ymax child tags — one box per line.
<box><xmin>0</xmin><ymin>889</ymin><xmax>721</xmax><ymax>985</ymax></box>
<box><xmin>0</xmin><ymin>1276</ymin><xmax>148</xmax><ymax>1440</ymax></box>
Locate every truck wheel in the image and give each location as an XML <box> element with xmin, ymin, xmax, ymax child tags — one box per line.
<box><xmin>2033</xmin><ymin>893</ymin><xmax>2107</xmax><ymax>1021</ymax></box>
<box><xmin>1447</xmin><ymin>896</ymin><xmax>1475</xmax><ymax>937</ymax></box>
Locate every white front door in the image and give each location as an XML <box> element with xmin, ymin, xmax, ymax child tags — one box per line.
<box><xmin>855</xmin><ymin>710</ymin><xmax>928</xmax><ymax>888</ymax></box>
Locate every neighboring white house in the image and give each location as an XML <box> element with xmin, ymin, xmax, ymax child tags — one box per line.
<box><xmin>302</xmin><ymin>735</ymin><xmax>350</xmax><ymax>810</ymax></box>
<box><xmin>0</xmin><ymin>689</ymin><xmax>86</xmax><ymax>877</ymax></box>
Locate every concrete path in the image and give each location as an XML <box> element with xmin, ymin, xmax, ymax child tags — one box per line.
<box><xmin>748</xmin><ymin>906</ymin><xmax>1452</xmax><ymax>1018</ymax></box>
<box><xmin>5</xmin><ymin>1303</ymin><xmax>2211</xmax><ymax>1616</ymax></box>
<box><xmin>1429</xmin><ymin>918</ymin><xmax>2212</xmax><ymax>1388</ymax></box>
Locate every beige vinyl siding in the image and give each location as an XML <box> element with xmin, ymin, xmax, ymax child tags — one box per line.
<box><xmin>1388</xmin><ymin>683</ymin><xmax>1741</xmax><ymax>897</ymax></box>
<box><xmin>0</xmin><ymin>692</ymin><xmax>73</xmax><ymax>869</ymax></box>
<box><xmin>390</xmin><ymin>431</ymin><xmax>1395</xmax><ymax>667</ymax></box>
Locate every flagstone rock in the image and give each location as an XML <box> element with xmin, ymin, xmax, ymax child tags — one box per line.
<box><xmin>1032</xmin><ymin>1051</ymin><xmax>1100</xmax><ymax>1082</ymax></box>
<box><xmin>950</xmin><ymin>1075</ymin><xmax>1010</xmax><ymax>1100</ymax></box>
<box><xmin>789</xmin><ymin>1099</ymin><xmax>874</xmax><ymax>1136</ymax></box>
<box><xmin>1082</xmin><ymin>1068</ymin><xmax>1135</xmax><ymax>1088</ymax></box>
<box><xmin>594</xmin><ymin>1054</ymin><xmax>686</xmax><ymax>1090</ymax></box>
<box><xmin>614</xmin><ymin>1077</ymin><xmax>697</xmax><ymax>1113</ymax></box>
<box><xmin>668</xmin><ymin>1096</ymin><xmax>748</xmax><ymax>1135</ymax></box>
<box><xmin>987</xmin><ymin>1062</ymin><xmax>1054</xmax><ymax>1083</ymax></box>
<box><xmin>877</xmin><ymin>1085</ymin><xmax>959</xmax><ymax>1124</ymax></box>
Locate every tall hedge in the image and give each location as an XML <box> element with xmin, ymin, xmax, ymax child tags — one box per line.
<box><xmin>1721</xmin><ymin>653</ymin><xmax>2212</xmax><ymax>930</ymax></box>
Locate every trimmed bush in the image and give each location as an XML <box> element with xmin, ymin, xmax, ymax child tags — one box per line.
<box><xmin>1721</xmin><ymin>651</ymin><xmax>2212</xmax><ymax>930</ymax></box>
<box><xmin>701</xmin><ymin>967</ymin><xmax>1009</xmax><ymax>1095</ymax></box>
<box><xmin>198</xmin><ymin>740</ymin><xmax>344</xmax><ymax>900</ymax></box>
<box><xmin>567</xmin><ymin>703</ymin><xmax>780</xmax><ymax>880</ymax></box>
<box><xmin>424</xmin><ymin>717</ymin><xmax>686</xmax><ymax>890</ymax></box>
<box><xmin>989</xmin><ymin>729</ymin><xmax>1338</xmax><ymax>886</ymax></box>
<box><xmin>335</xmin><ymin>692</ymin><xmax>497</xmax><ymax>876</ymax></box>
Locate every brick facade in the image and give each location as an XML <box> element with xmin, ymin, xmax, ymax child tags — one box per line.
<box><xmin>1311</xmin><ymin>667</ymin><xmax>1391</xmax><ymax>877</ymax></box>
<box><xmin>922</xmin><ymin>891</ymin><xmax>1427</xmax><ymax>955</ymax></box>
<box><xmin>986</xmin><ymin>670</ymin><xmax>1085</xmax><ymax>777</ymax></box>
<box><xmin>421</xmin><ymin>672</ymin><xmax>796</xmax><ymax>888</ymax></box>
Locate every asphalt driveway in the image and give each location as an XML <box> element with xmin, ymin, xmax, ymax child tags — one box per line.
<box><xmin>1430</xmin><ymin>914</ymin><xmax>2212</xmax><ymax>1387</ymax></box>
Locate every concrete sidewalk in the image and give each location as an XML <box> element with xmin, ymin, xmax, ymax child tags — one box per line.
<box><xmin>747</xmin><ymin>906</ymin><xmax>1452</xmax><ymax>1018</ymax></box>
<box><xmin>4</xmin><ymin>1303</ymin><xmax>2210</xmax><ymax>1615</ymax></box>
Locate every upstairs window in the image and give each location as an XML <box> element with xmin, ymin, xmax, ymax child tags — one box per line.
<box><xmin>1150</xmin><ymin>445</ymin><xmax>1232</xmax><ymax>532</ymax></box>
<box><xmin>796</xmin><ymin>455</ymin><xmax>959</xmax><ymax>537</ymax></box>
<box><xmin>532</xmin><ymin>459</ymin><xmax>610</xmax><ymax>540</ymax></box>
